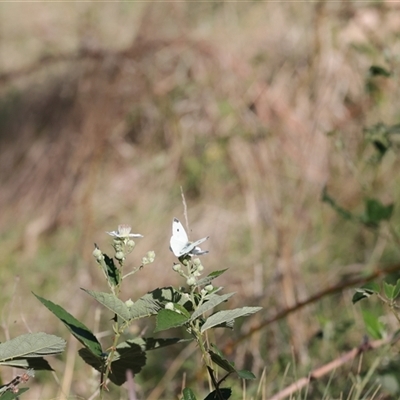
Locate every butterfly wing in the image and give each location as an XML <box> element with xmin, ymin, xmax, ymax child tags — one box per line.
<box><xmin>186</xmin><ymin>236</ymin><xmax>209</xmax><ymax>255</ymax></box>
<box><xmin>170</xmin><ymin>218</ymin><xmax>189</xmax><ymax>256</ymax></box>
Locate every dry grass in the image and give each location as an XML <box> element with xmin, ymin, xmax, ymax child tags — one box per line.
<box><xmin>1</xmin><ymin>2</ymin><xmax>400</xmax><ymax>399</ymax></box>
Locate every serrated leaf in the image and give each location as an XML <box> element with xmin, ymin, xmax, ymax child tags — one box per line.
<box><xmin>0</xmin><ymin>388</ymin><xmax>29</xmax><ymax>400</ymax></box>
<box><xmin>204</xmin><ymin>388</ymin><xmax>232</xmax><ymax>400</ymax></box>
<box><xmin>209</xmin><ymin>349</ymin><xmax>235</xmax><ymax>373</ymax></box>
<box><xmin>154</xmin><ymin>309</ymin><xmax>190</xmax><ymax>332</ymax></box>
<box><xmin>78</xmin><ymin>348</ymin><xmax>104</xmax><ymax>373</ymax></box>
<box><xmin>191</xmin><ymin>293</ymin><xmax>235</xmax><ymax>321</ymax></box>
<box><xmin>362</xmin><ymin>198</ymin><xmax>394</xmax><ymax>227</ymax></box>
<box><xmin>362</xmin><ymin>309</ymin><xmax>385</xmax><ymax>339</ymax></box>
<box><xmin>237</xmin><ymin>369</ymin><xmax>256</xmax><ymax>380</ymax></box>
<box><xmin>0</xmin><ymin>333</ymin><xmax>65</xmax><ymax>361</ymax></box>
<box><xmin>34</xmin><ymin>294</ymin><xmax>103</xmax><ymax>357</ymax></box>
<box><xmin>196</xmin><ymin>269</ymin><xmax>228</xmax><ymax>287</ymax></box>
<box><xmin>181</xmin><ymin>387</ymin><xmax>197</xmax><ymax>400</ymax></box>
<box><xmin>110</xmin><ymin>341</ymin><xmax>147</xmax><ymax>385</ymax></box>
<box><xmin>82</xmin><ymin>289</ymin><xmax>131</xmax><ymax>322</ymax></box>
<box><xmin>383</xmin><ymin>282</ymin><xmax>395</xmax><ymax>300</ymax></box>
<box><xmin>173</xmin><ymin>303</ymin><xmax>191</xmax><ymax>318</ymax></box>
<box><xmin>103</xmin><ymin>254</ymin><xmax>121</xmax><ymax>287</ymax></box>
<box><xmin>129</xmin><ymin>337</ymin><xmax>189</xmax><ymax>352</ymax></box>
<box><xmin>201</xmin><ymin>307</ymin><xmax>262</xmax><ymax>333</ymax></box>
<box><xmin>393</xmin><ymin>279</ymin><xmax>400</xmax><ymax>300</ymax></box>
<box><xmin>79</xmin><ymin>341</ymin><xmax>147</xmax><ymax>386</ymax></box>
<box><xmin>352</xmin><ymin>283</ymin><xmax>380</xmax><ymax>304</ymax></box>
<box><xmin>128</xmin><ymin>288</ymin><xmax>181</xmax><ymax>320</ymax></box>
<box><xmin>0</xmin><ymin>357</ymin><xmax>53</xmax><ymax>371</ymax></box>
<box><xmin>209</xmin><ymin>344</ymin><xmax>253</xmax><ymax>379</ymax></box>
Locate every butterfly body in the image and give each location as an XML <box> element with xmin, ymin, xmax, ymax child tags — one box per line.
<box><xmin>170</xmin><ymin>218</ymin><xmax>209</xmax><ymax>257</ymax></box>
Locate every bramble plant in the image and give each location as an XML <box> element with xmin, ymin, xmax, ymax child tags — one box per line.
<box><xmin>35</xmin><ymin>220</ymin><xmax>261</xmax><ymax>399</ymax></box>
<box><xmin>0</xmin><ymin>333</ymin><xmax>65</xmax><ymax>399</ymax></box>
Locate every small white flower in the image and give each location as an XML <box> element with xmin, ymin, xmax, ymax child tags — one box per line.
<box><xmin>107</xmin><ymin>224</ymin><xmax>143</xmax><ymax>239</ymax></box>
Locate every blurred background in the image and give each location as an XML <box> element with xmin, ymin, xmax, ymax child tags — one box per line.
<box><xmin>1</xmin><ymin>1</ymin><xmax>400</xmax><ymax>399</ymax></box>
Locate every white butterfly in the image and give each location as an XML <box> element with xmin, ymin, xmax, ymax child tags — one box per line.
<box><xmin>170</xmin><ymin>218</ymin><xmax>209</xmax><ymax>257</ymax></box>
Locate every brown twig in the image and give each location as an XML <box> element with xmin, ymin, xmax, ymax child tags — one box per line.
<box><xmin>267</xmin><ymin>335</ymin><xmax>396</xmax><ymax>400</ymax></box>
<box><xmin>223</xmin><ymin>263</ymin><xmax>400</xmax><ymax>354</ymax></box>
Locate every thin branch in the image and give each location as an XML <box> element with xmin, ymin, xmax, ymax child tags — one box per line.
<box><xmin>223</xmin><ymin>263</ymin><xmax>400</xmax><ymax>354</ymax></box>
<box><xmin>267</xmin><ymin>335</ymin><xmax>396</xmax><ymax>400</ymax></box>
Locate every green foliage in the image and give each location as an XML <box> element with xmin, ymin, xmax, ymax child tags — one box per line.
<box><xmin>35</xmin><ymin>222</ymin><xmax>261</xmax><ymax>398</ymax></box>
<box><xmin>34</xmin><ymin>294</ymin><xmax>103</xmax><ymax>357</ymax></box>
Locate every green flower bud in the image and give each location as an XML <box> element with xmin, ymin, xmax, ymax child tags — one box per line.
<box><xmin>193</xmin><ymin>271</ymin><xmax>201</xmax><ymax>277</ymax></box>
<box><xmin>200</xmin><ymin>289</ymin><xmax>207</xmax><ymax>296</ymax></box>
<box><xmin>197</xmin><ymin>264</ymin><xmax>204</xmax><ymax>272</ymax></box>
<box><xmin>205</xmin><ymin>284</ymin><xmax>214</xmax><ymax>292</ymax></box>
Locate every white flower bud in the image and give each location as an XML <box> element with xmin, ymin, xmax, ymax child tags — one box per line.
<box><xmin>205</xmin><ymin>285</ymin><xmax>214</xmax><ymax>292</ymax></box>
<box><xmin>165</xmin><ymin>302</ymin><xmax>175</xmax><ymax>311</ymax></box>
<box><xmin>187</xmin><ymin>277</ymin><xmax>196</xmax><ymax>286</ymax></box>
<box><xmin>115</xmin><ymin>251</ymin><xmax>125</xmax><ymax>260</ymax></box>
<box><xmin>200</xmin><ymin>289</ymin><xmax>207</xmax><ymax>296</ymax></box>
<box><xmin>147</xmin><ymin>251</ymin><xmax>155</xmax><ymax>262</ymax></box>
<box><xmin>197</xmin><ymin>264</ymin><xmax>204</xmax><ymax>272</ymax></box>
<box><xmin>92</xmin><ymin>248</ymin><xmax>103</xmax><ymax>260</ymax></box>
<box><xmin>193</xmin><ymin>258</ymin><xmax>201</xmax><ymax>267</ymax></box>
<box><xmin>125</xmin><ymin>299</ymin><xmax>134</xmax><ymax>308</ymax></box>
<box><xmin>172</xmin><ymin>264</ymin><xmax>181</xmax><ymax>272</ymax></box>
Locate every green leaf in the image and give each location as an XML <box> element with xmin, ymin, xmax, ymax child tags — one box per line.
<box><xmin>237</xmin><ymin>369</ymin><xmax>256</xmax><ymax>380</ymax></box>
<box><xmin>0</xmin><ymin>388</ymin><xmax>29</xmax><ymax>400</ymax></box>
<box><xmin>204</xmin><ymin>388</ymin><xmax>232</xmax><ymax>400</ymax></box>
<box><xmin>34</xmin><ymin>294</ymin><xmax>103</xmax><ymax>357</ymax></box>
<box><xmin>352</xmin><ymin>282</ymin><xmax>380</xmax><ymax>304</ymax></box>
<box><xmin>129</xmin><ymin>287</ymin><xmax>181</xmax><ymax>320</ymax></box>
<box><xmin>109</xmin><ymin>341</ymin><xmax>147</xmax><ymax>385</ymax></box>
<box><xmin>78</xmin><ymin>348</ymin><xmax>105</xmax><ymax>373</ymax></box>
<box><xmin>191</xmin><ymin>293</ymin><xmax>235</xmax><ymax>321</ymax></box>
<box><xmin>369</xmin><ymin>65</ymin><xmax>391</xmax><ymax>77</ymax></box>
<box><xmin>383</xmin><ymin>282</ymin><xmax>395</xmax><ymax>300</ymax></box>
<box><xmin>181</xmin><ymin>388</ymin><xmax>197</xmax><ymax>400</ymax></box>
<box><xmin>0</xmin><ymin>333</ymin><xmax>65</xmax><ymax>360</ymax></box>
<box><xmin>362</xmin><ymin>198</ymin><xmax>394</xmax><ymax>227</ymax></box>
<box><xmin>82</xmin><ymin>289</ymin><xmax>131</xmax><ymax>322</ymax></box>
<box><xmin>196</xmin><ymin>269</ymin><xmax>229</xmax><ymax>287</ymax></box>
<box><xmin>0</xmin><ymin>358</ymin><xmax>53</xmax><ymax>371</ymax></box>
<box><xmin>79</xmin><ymin>341</ymin><xmax>147</xmax><ymax>386</ymax></box>
<box><xmin>393</xmin><ymin>279</ymin><xmax>400</xmax><ymax>300</ymax></box>
<box><xmin>129</xmin><ymin>337</ymin><xmax>189</xmax><ymax>352</ymax></box>
<box><xmin>209</xmin><ymin>349</ymin><xmax>235</xmax><ymax>373</ymax></box>
<box><xmin>362</xmin><ymin>309</ymin><xmax>385</xmax><ymax>339</ymax></box>
<box><xmin>103</xmin><ymin>254</ymin><xmax>121</xmax><ymax>287</ymax></box>
<box><xmin>154</xmin><ymin>309</ymin><xmax>190</xmax><ymax>332</ymax></box>
<box><xmin>200</xmin><ymin>307</ymin><xmax>262</xmax><ymax>333</ymax></box>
